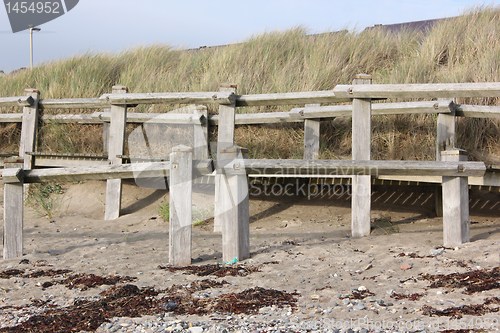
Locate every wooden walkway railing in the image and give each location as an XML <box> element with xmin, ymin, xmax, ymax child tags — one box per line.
<box><xmin>1</xmin><ymin>76</ymin><xmax>499</xmax><ymax>263</ymax></box>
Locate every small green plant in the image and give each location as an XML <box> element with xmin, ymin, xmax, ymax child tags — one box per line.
<box><xmin>158</xmin><ymin>201</ymin><xmax>170</xmax><ymax>222</ymax></box>
<box><xmin>192</xmin><ymin>207</ymin><xmax>212</xmax><ymax>227</ymax></box>
<box><xmin>27</xmin><ymin>183</ymin><xmax>64</xmax><ymax>220</ymax></box>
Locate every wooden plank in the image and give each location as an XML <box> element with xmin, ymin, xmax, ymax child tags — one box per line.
<box><xmin>292</xmin><ymin>100</ymin><xmax>452</xmax><ymax>117</ymax></box>
<box><xmin>351</xmin><ymin>75</ymin><xmax>372</xmax><ymax>238</ymax></box>
<box><xmin>94</xmin><ymin>111</ymin><xmax>205</xmax><ymax>124</ymax></box>
<box><xmin>441</xmin><ymin>150</ymin><xmax>470</xmax><ymax>247</ymax></box>
<box><xmin>304</xmin><ymin>104</ymin><xmax>320</xmax><ymax>160</ymax></box>
<box><xmin>0</xmin><ymin>96</ymin><xmax>34</xmax><ymax>107</ymax></box>
<box><xmin>169</xmin><ymin>145</ymin><xmax>193</xmax><ymax>266</ymax></box>
<box><xmin>219</xmin><ymin>146</ymin><xmax>250</xmax><ymax>262</ymax></box>
<box><xmin>105</xmin><ymin>86</ymin><xmax>128</xmax><ymax>221</ymax></box>
<box><xmin>100</xmin><ymin>91</ymin><xmax>235</xmax><ymax>105</ymax></box>
<box><xmin>215</xmin><ymin>85</ymin><xmax>237</xmax><ymax>232</ymax></box>
<box><xmin>376</xmin><ymin>173</ymin><xmax>500</xmax><ymax>187</ymax></box>
<box><xmin>333</xmin><ymin>82</ymin><xmax>500</xmax><ymax>99</ymax></box>
<box><xmin>42</xmin><ymin>113</ymin><xmax>103</xmax><ymax>124</ymax></box>
<box><xmin>3</xmin><ymin>161</ymin><xmax>212</xmax><ymax>184</ymax></box>
<box><xmin>209</xmin><ymin>100</ymin><xmax>452</xmax><ymax>126</ymax></box>
<box><xmin>239</xmin><ymin>159</ymin><xmax>486</xmax><ymax>177</ymax></box>
<box><xmin>3</xmin><ymin>162</ymin><xmax>24</xmax><ymax>259</ymax></box>
<box><xmin>235</xmin><ymin>91</ymin><xmax>349</xmax><ymax>106</ymax></box>
<box><xmin>39</xmin><ymin>98</ymin><xmax>107</xmax><ymax>109</ymax></box>
<box><xmin>0</xmin><ymin>113</ymin><xmax>23</xmax><ymax>123</ymax></box>
<box><xmin>19</xmin><ymin>89</ymin><xmax>40</xmax><ymax>170</ymax></box>
<box><xmin>209</xmin><ymin>111</ymin><xmax>304</xmax><ymax>125</ymax></box>
<box><xmin>453</xmin><ymin>104</ymin><xmax>500</xmax><ymax>118</ymax></box>
<box><xmin>35</xmin><ymin>158</ymin><xmax>110</xmax><ymax>168</ymax></box>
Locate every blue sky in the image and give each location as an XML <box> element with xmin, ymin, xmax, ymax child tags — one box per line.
<box><xmin>0</xmin><ymin>0</ymin><xmax>499</xmax><ymax>73</ymax></box>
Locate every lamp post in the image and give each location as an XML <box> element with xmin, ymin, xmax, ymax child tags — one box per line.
<box><xmin>29</xmin><ymin>26</ymin><xmax>41</xmax><ymax>69</ymax></box>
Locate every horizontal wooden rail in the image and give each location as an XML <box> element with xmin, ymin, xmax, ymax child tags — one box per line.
<box><xmin>100</xmin><ymin>91</ymin><xmax>235</xmax><ymax>105</ymax></box>
<box><xmin>453</xmin><ymin>104</ymin><xmax>500</xmax><ymax>118</ymax></box>
<box><xmin>333</xmin><ymin>82</ymin><xmax>500</xmax><ymax>99</ymax></box>
<box><xmin>230</xmin><ymin>159</ymin><xmax>486</xmax><ymax>177</ymax></box>
<box><xmin>235</xmin><ymin>91</ymin><xmax>350</xmax><ymax>106</ymax></box>
<box><xmin>39</xmin><ymin>98</ymin><xmax>108</xmax><ymax>109</ymax></box>
<box><xmin>0</xmin><ymin>113</ymin><xmax>23</xmax><ymax>123</ymax></box>
<box><xmin>2</xmin><ymin>160</ymin><xmax>213</xmax><ymax>183</ymax></box>
<box><xmin>95</xmin><ymin>111</ymin><xmax>205</xmax><ymax>124</ymax></box>
<box><xmin>0</xmin><ymin>96</ymin><xmax>34</xmax><ymax>107</ymax></box>
<box><xmin>209</xmin><ymin>101</ymin><xmax>452</xmax><ymax>125</ymax></box>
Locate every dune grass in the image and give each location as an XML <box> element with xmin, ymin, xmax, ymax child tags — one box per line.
<box><xmin>0</xmin><ymin>7</ymin><xmax>498</xmax><ymax>162</ymax></box>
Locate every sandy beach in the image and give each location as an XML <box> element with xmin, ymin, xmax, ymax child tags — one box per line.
<box><xmin>0</xmin><ymin>181</ymin><xmax>498</xmax><ymax>332</ymax></box>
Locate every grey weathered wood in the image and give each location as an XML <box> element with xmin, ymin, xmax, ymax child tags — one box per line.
<box><xmin>193</xmin><ymin>107</ymin><xmax>209</xmax><ymax>160</ymax></box>
<box><xmin>376</xmin><ymin>173</ymin><xmax>499</xmax><ymax>187</ymax></box>
<box><xmin>351</xmin><ymin>75</ymin><xmax>372</xmax><ymax>238</ymax></box>
<box><xmin>0</xmin><ymin>113</ymin><xmax>23</xmax><ymax>123</ymax></box>
<box><xmin>218</xmin><ymin>146</ymin><xmax>250</xmax><ymax>262</ymax></box>
<box><xmin>2</xmin><ymin>161</ymin><xmax>212</xmax><ymax>183</ymax></box>
<box><xmin>43</xmin><ymin>113</ymin><xmax>104</xmax><ymax>124</ymax></box>
<box><xmin>452</xmin><ymin>103</ymin><xmax>500</xmax><ymax>118</ymax></box>
<box><xmin>435</xmin><ymin>99</ymin><xmax>455</xmax><ymax>217</ymax></box>
<box><xmin>105</xmin><ymin>86</ymin><xmax>128</xmax><ymax>220</ymax></box>
<box><xmin>209</xmin><ymin>100</ymin><xmax>452</xmax><ymax>126</ymax></box>
<box><xmin>100</xmin><ymin>91</ymin><xmax>235</xmax><ymax>105</ymax></box>
<box><xmin>333</xmin><ymin>82</ymin><xmax>500</xmax><ymax>99</ymax></box>
<box><xmin>3</xmin><ymin>162</ymin><xmax>24</xmax><ymax>259</ymax></box>
<box><xmin>240</xmin><ymin>159</ymin><xmax>485</xmax><ymax>177</ymax></box>
<box><xmin>0</xmin><ymin>95</ymin><xmax>34</xmax><ymax>107</ymax></box>
<box><xmin>441</xmin><ymin>150</ymin><xmax>470</xmax><ymax>247</ymax></box>
<box><xmin>95</xmin><ymin>111</ymin><xmax>204</xmax><ymax>124</ymax></box>
<box><xmin>169</xmin><ymin>145</ymin><xmax>193</xmax><ymax>266</ymax></box>
<box><xmin>19</xmin><ymin>89</ymin><xmax>40</xmax><ymax>170</ymax></box>
<box><xmin>436</xmin><ymin>100</ymin><xmax>456</xmax><ymax>161</ymax></box>
<box><xmin>304</xmin><ymin>104</ymin><xmax>320</xmax><ymax>160</ymax></box>
<box><xmin>215</xmin><ymin>85</ymin><xmax>237</xmax><ymax>232</ymax></box>
<box><xmin>235</xmin><ymin>90</ymin><xmax>349</xmax><ymax>106</ymax></box>
<box><xmin>39</xmin><ymin>98</ymin><xmax>107</xmax><ymax>109</ymax></box>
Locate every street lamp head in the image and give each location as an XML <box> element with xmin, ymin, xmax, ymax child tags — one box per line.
<box><xmin>31</xmin><ymin>27</ymin><xmax>41</xmax><ymax>32</ymax></box>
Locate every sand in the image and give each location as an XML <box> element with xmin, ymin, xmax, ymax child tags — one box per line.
<box><xmin>0</xmin><ymin>181</ymin><xmax>498</xmax><ymax>332</ymax></box>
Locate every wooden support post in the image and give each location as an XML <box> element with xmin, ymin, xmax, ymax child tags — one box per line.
<box><xmin>214</xmin><ymin>84</ymin><xmax>237</xmax><ymax>232</ymax></box>
<box><xmin>435</xmin><ymin>100</ymin><xmax>455</xmax><ymax>217</ymax></box>
<box><xmin>441</xmin><ymin>149</ymin><xmax>470</xmax><ymax>247</ymax></box>
<box><xmin>105</xmin><ymin>86</ymin><xmax>128</xmax><ymax>220</ymax></box>
<box><xmin>351</xmin><ymin>74</ymin><xmax>372</xmax><ymax>238</ymax></box>
<box><xmin>102</xmin><ymin>108</ymin><xmax>111</xmax><ymax>155</ymax></box>
<box><xmin>193</xmin><ymin>107</ymin><xmax>209</xmax><ymax>160</ymax></box>
<box><xmin>304</xmin><ymin>104</ymin><xmax>321</xmax><ymax>160</ymax></box>
<box><xmin>19</xmin><ymin>89</ymin><xmax>40</xmax><ymax>169</ymax></box>
<box><xmin>169</xmin><ymin>145</ymin><xmax>193</xmax><ymax>266</ymax></box>
<box><xmin>3</xmin><ymin>161</ymin><xmax>24</xmax><ymax>259</ymax></box>
<box><xmin>218</xmin><ymin>146</ymin><xmax>250</xmax><ymax>262</ymax></box>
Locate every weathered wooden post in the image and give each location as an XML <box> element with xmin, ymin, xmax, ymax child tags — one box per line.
<box><xmin>193</xmin><ymin>106</ymin><xmax>209</xmax><ymax>161</ymax></box>
<box><xmin>218</xmin><ymin>145</ymin><xmax>250</xmax><ymax>262</ymax></box>
<box><xmin>169</xmin><ymin>145</ymin><xmax>193</xmax><ymax>266</ymax></box>
<box><xmin>351</xmin><ymin>74</ymin><xmax>372</xmax><ymax>238</ymax></box>
<box><xmin>3</xmin><ymin>159</ymin><xmax>24</xmax><ymax>259</ymax></box>
<box><xmin>435</xmin><ymin>99</ymin><xmax>455</xmax><ymax>217</ymax></box>
<box><xmin>441</xmin><ymin>149</ymin><xmax>470</xmax><ymax>247</ymax></box>
<box><xmin>105</xmin><ymin>86</ymin><xmax>128</xmax><ymax>220</ymax></box>
<box><xmin>102</xmin><ymin>108</ymin><xmax>111</xmax><ymax>156</ymax></box>
<box><xmin>304</xmin><ymin>104</ymin><xmax>320</xmax><ymax>160</ymax></box>
<box><xmin>214</xmin><ymin>84</ymin><xmax>237</xmax><ymax>232</ymax></box>
<box><xmin>19</xmin><ymin>89</ymin><xmax>40</xmax><ymax>169</ymax></box>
